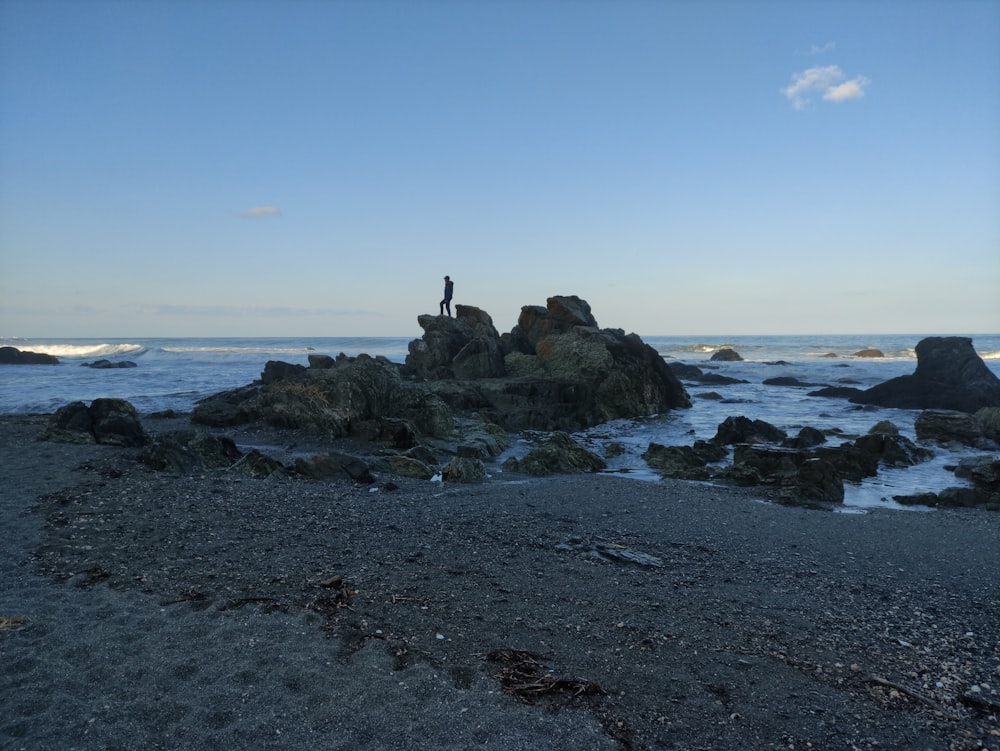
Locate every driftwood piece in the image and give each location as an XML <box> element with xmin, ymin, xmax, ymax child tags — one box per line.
<box><xmin>868</xmin><ymin>675</ymin><xmax>960</xmax><ymax>721</ymax></box>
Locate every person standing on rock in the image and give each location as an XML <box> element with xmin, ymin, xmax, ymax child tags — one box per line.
<box><xmin>439</xmin><ymin>275</ymin><xmax>454</xmax><ymax>317</ymax></box>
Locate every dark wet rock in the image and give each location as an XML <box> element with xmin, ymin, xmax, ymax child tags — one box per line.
<box><xmin>307</xmin><ymin>354</ymin><xmax>336</xmax><ymax>369</ymax></box>
<box><xmin>793</xmin><ymin>457</ymin><xmax>844</xmax><ymax>504</ymax></box>
<box><xmin>641</xmin><ymin>440</ymin><xmax>726</xmax><ymax>480</ymax></box>
<box><xmin>354</xmin><ymin>418</ymin><xmax>419</xmax><ymax>449</ymax></box>
<box><xmin>851</xmin><ymin>337</ymin><xmax>1000</xmax><ymax>413</ymax></box>
<box><xmin>406</xmin><ymin>305</ymin><xmax>506</xmax><ymax>380</ymax></box>
<box><xmin>947</xmin><ymin>456</ymin><xmax>1000</xmax><ymax>508</ymax></box>
<box><xmin>40</xmin><ymin>399</ymin><xmax>147</xmax><ymax>447</ymax></box>
<box><xmin>914</xmin><ymin>409</ymin><xmax>994</xmax><ymax>448</ymax></box>
<box><xmin>261</xmin><ymin>360</ymin><xmax>308</xmax><ymax>385</ymax></box>
<box><xmin>83</xmin><ymin>359</ymin><xmax>137</xmax><ymax>369</ymax></box>
<box><xmin>383</xmin><ymin>455</ymin><xmax>436</xmax><ymax>480</ymax></box>
<box><xmin>39</xmin><ymin>401</ymin><xmax>96</xmax><ymax>444</ymax></box>
<box><xmin>192</xmin><ymin>384</ymin><xmax>263</xmax><ymax>427</ymax></box>
<box><xmin>0</xmin><ymin>346</ymin><xmax>59</xmax><ymax>365</ymax></box>
<box><xmin>667</xmin><ymin>362</ymin><xmax>706</xmax><ymax>380</ymax></box>
<box><xmin>89</xmin><ymin>398</ymin><xmax>149</xmax><ymax>447</ymax></box>
<box><xmin>852</xmin><ymin>431</ymin><xmax>933</xmax><ymax>468</ymax></box>
<box><xmin>642</xmin><ymin>443</ymin><xmax>707</xmax><ymax>474</ymax></box>
<box><xmin>139</xmin><ymin>433</ymin><xmax>201</xmax><ymax>473</ymax></box>
<box><xmin>975</xmin><ymin>407</ymin><xmax>1000</xmax><ymax>442</ymax></box>
<box><xmin>293</xmin><ymin>452</ymin><xmax>374</xmax><ymax>483</ymax></box>
<box><xmin>441</xmin><ymin>456</ymin><xmax>487</xmax><ymax>483</ymax></box>
<box><xmin>812</xmin><ymin>444</ymin><xmax>880</xmax><ymax>482</ymax></box>
<box><xmin>783</xmin><ymin>426</ymin><xmax>827</xmax><ymax>449</ymax></box>
<box><xmin>669</xmin><ymin>361</ymin><xmax>749</xmax><ymax>386</ymax></box>
<box><xmin>503</xmin><ymin>431</ymin><xmax>606</xmax><ymax>477</ymax></box>
<box><xmin>140</xmin><ymin>431</ymin><xmax>242</xmax><ymax>473</ymax></box>
<box><xmin>242</xmin><ymin>449</ymin><xmax>287</xmax><ymax>479</ymax></box>
<box><xmin>712</xmin><ymin>416</ymin><xmax>787</xmax><ymax>446</ymax></box>
<box><xmin>853</xmin><ymin>348</ymin><xmax>884</xmax><ymax>358</ymax></box>
<box><xmin>694</xmin><ymin>391</ymin><xmax>725</xmax><ymax>401</ymax></box>
<box><xmin>808</xmin><ymin>385</ymin><xmax>865</xmax><ymax>399</ymax></box>
<box><xmin>710</xmin><ymin>348</ymin><xmax>743</xmax><ymax>362</ymax></box>
<box><xmin>763</xmin><ymin>376</ymin><xmax>826</xmax><ymax>388</ymax></box>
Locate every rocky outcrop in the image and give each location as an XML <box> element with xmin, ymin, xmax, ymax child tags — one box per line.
<box><xmin>40</xmin><ymin>399</ymin><xmax>148</xmax><ymax>447</ymax></box>
<box><xmin>851</xmin><ymin>337</ymin><xmax>1000</xmax><ymax>413</ymax></box>
<box><xmin>502</xmin><ymin>432</ymin><xmax>606</xmax><ymax>477</ymax></box>
<box><xmin>0</xmin><ymin>346</ymin><xmax>59</xmax><ymax>365</ymax></box>
<box><xmin>406</xmin><ymin>305</ymin><xmax>506</xmax><ymax>380</ymax></box>
<box><xmin>404</xmin><ymin>296</ymin><xmax>690</xmax><ymax>431</ymax></box>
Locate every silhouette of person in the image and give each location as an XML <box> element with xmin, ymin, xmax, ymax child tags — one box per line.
<box><xmin>440</xmin><ymin>275</ymin><xmax>454</xmax><ymax>317</ymax></box>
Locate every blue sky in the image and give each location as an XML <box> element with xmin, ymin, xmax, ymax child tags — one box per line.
<box><xmin>1</xmin><ymin>0</ymin><xmax>998</xmax><ymax>338</ymax></box>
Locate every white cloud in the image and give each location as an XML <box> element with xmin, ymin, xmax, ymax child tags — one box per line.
<box><xmin>823</xmin><ymin>76</ymin><xmax>871</xmax><ymax>102</ymax></box>
<box><xmin>782</xmin><ymin>65</ymin><xmax>870</xmax><ymax>110</ymax></box>
<box><xmin>239</xmin><ymin>206</ymin><xmax>281</xmax><ymax>218</ymax></box>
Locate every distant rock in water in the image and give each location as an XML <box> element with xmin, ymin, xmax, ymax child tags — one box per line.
<box><xmin>851</xmin><ymin>336</ymin><xmax>1000</xmax><ymax>413</ymax></box>
<box><xmin>710</xmin><ymin>348</ymin><xmax>743</xmax><ymax>362</ymax></box>
<box><xmin>0</xmin><ymin>346</ymin><xmax>59</xmax><ymax>365</ymax></box>
<box><xmin>853</xmin><ymin>348</ymin><xmax>884</xmax><ymax>358</ymax></box>
<box><xmin>83</xmin><ymin>359</ymin><xmax>137</xmax><ymax>369</ymax></box>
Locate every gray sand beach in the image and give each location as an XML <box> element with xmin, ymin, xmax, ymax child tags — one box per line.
<box><xmin>2</xmin><ymin>414</ymin><xmax>998</xmax><ymax>750</ymax></box>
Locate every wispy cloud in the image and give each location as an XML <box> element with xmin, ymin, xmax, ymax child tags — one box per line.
<box><xmin>239</xmin><ymin>206</ymin><xmax>281</xmax><ymax>218</ymax></box>
<box><xmin>808</xmin><ymin>42</ymin><xmax>836</xmax><ymax>55</ymax></box>
<box><xmin>782</xmin><ymin>65</ymin><xmax>870</xmax><ymax>110</ymax></box>
<box><xmin>137</xmin><ymin>304</ymin><xmax>381</xmax><ymax>318</ymax></box>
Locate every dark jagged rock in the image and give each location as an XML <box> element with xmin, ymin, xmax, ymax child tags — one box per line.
<box><xmin>293</xmin><ymin>452</ymin><xmax>373</xmax><ymax>483</ymax></box>
<box><xmin>406</xmin><ymin>305</ymin><xmax>506</xmax><ymax>380</ymax></box>
<box><xmin>710</xmin><ymin>348</ymin><xmax>742</xmax><ymax>362</ymax></box>
<box><xmin>668</xmin><ymin>361</ymin><xmax>749</xmax><ymax>386</ymax></box>
<box><xmin>89</xmin><ymin>398</ymin><xmax>148</xmax><ymax>447</ymax></box>
<box><xmin>763</xmin><ymin>376</ymin><xmax>826</xmax><ymax>388</ymax></box>
<box><xmin>851</xmin><ymin>337</ymin><xmax>1000</xmax><ymax>413</ymax></box>
<box><xmin>914</xmin><ymin>409</ymin><xmax>996</xmax><ymax>449</ymax></box>
<box><xmin>712</xmin><ymin>416</ymin><xmax>787</xmax><ymax>446</ymax></box>
<box><xmin>641</xmin><ymin>440</ymin><xmax>725</xmax><ymax>480</ymax></box>
<box><xmin>192</xmin><ymin>384</ymin><xmax>263</xmax><ymax>427</ymax></box>
<box><xmin>783</xmin><ymin>426</ymin><xmax>827</xmax><ymax>449</ymax></box>
<box><xmin>441</xmin><ymin>457</ymin><xmax>487</xmax><ymax>483</ymax></box>
<box><xmin>40</xmin><ymin>399</ymin><xmax>147</xmax><ymax>447</ymax></box>
<box><xmin>808</xmin><ymin>385</ymin><xmax>864</xmax><ymax>399</ymax></box>
<box><xmin>140</xmin><ymin>431</ymin><xmax>242</xmax><ymax>473</ymax></box>
<box><xmin>261</xmin><ymin>360</ymin><xmax>307</xmax><ymax>384</ymax></box>
<box><xmin>503</xmin><ymin>431</ymin><xmax>606</xmax><ymax>477</ymax></box>
<box><xmin>0</xmin><ymin>346</ymin><xmax>59</xmax><ymax>365</ymax></box>
<box><xmin>793</xmin><ymin>458</ymin><xmax>844</xmax><ymax>505</ymax></box>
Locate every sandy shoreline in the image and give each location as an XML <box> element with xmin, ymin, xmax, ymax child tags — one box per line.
<box><xmin>1</xmin><ymin>413</ymin><xmax>999</xmax><ymax>750</ymax></box>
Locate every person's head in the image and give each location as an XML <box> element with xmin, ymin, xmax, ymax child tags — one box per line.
<box><xmin>444</xmin><ymin>275</ymin><xmax>450</xmax><ymax>281</ymax></box>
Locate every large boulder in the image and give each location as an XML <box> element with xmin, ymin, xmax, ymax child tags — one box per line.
<box><xmin>40</xmin><ymin>399</ymin><xmax>148</xmax><ymax>447</ymax></box>
<box><xmin>503</xmin><ymin>431</ymin><xmax>607</xmax><ymax>476</ymax></box>
<box><xmin>0</xmin><ymin>346</ymin><xmax>59</xmax><ymax>365</ymax></box>
<box><xmin>851</xmin><ymin>337</ymin><xmax>1000</xmax><ymax>413</ymax></box>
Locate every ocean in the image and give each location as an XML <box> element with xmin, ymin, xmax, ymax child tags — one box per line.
<box><xmin>3</xmin><ymin>333</ymin><xmax>999</xmax><ymax>513</ymax></box>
